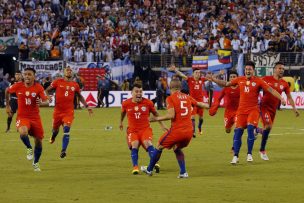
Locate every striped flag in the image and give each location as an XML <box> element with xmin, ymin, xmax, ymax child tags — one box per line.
<box><xmin>192</xmin><ymin>56</ymin><xmax>208</xmax><ymax>69</ymax></box>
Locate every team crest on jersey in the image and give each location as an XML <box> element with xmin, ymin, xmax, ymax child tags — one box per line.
<box><xmin>25</xmin><ymin>91</ymin><xmax>30</xmax><ymax>96</ymax></box>
<box><xmin>31</xmin><ymin>92</ymin><xmax>36</xmax><ymax>97</ymax></box>
<box><xmin>252</xmin><ymin>82</ymin><xmax>256</xmax><ymax>86</ymax></box>
<box><xmin>134</xmin><ymin>106</ymin><xmax>139</xmax><ymax>111</ymax></box>
<box><xmin>280</xmin><ymin>85</ymin><xmax>284</xmax><ymax>90</ymax></box>
<box><xmin>71</xmin><ymin>87</ymin><xmax>75</xmax><ymax>91</ymax></box>
<box><xmin>141</xmin><ymin>106</ymin><xmax>146</xmax><ymax>111</ymax></box>
<box><xmin>246</xmin><ymin>81</ymin><xmax>250</xmax><ymax>86</ymax></box>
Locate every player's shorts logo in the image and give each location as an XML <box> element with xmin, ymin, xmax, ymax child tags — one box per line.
<box><xmin>31</xmin><ymin>92</ymin><xmax>36</xmax><ymax>97</ymax></box>
<box><xmin>141</xmin><ymin>106</ymin><xmax>146</xmax><ymax>111</ymax></box>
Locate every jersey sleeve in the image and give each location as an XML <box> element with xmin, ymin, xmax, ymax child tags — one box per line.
<box><xmin>7</xmin><ymin>83</ymin><xmax>19</xmax><ymax>93</ymax></box>
<box><xmin>148</xmin><ymin>100</ymin><xmax>157</xmax><ymax>114</ymax></box>
<box><xmin>75</xmin><ymin>82</ymin><xmax>81</xmax><ymax>94</ymax></box>
<box><xmin>258</xmin><ymin>78</ymin><xmax>270</xmax><ymax>91</ymax></box>
<box><xmin>50</xmin><ymin>79</ymin><xmax>58</xmax><ymax>89</ymax></box>
<box><xmin>217</xmin><ymin>88</ymin><xmax>226</xmax><ymax>102</ymax></box>
<box><xmin>38</xmin><ymin>84</ymin><xmax>48</xmax><ymax>101</ymax></box>
<box><xmin>121</xmin><ymin>100</ymin><xmax>127</xmax><ymax>112</ymax></box>
<box><xmin>166</xmin><ymin>96</ymin><xmax>174</xmax><ymax>110</ymax></box>
<box><xmin>284</xmin><ymin>82</ymin><xmax>291</xmax><ymax>95</ymax></box>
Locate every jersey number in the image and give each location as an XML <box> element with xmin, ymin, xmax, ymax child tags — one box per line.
<box><xmin>65</xmin><ymin>91</ymin><xmax>69</xmax><ymax>96</ymax></box>
<box><xmin>244</xmin><ymin>86</ymin><xmax>250</xmax><ymax>92</ymax></box>
<box><xmin>180</xmin><ymin>101</ymin><xmax>188</xmax><ymax>116</ymax></box>
<box><xmin>134</xmin><ymin>112</ymin><xmax>141</xmax><ymax>119</ymax></box>
<box><xmin>25</xmin><ymin>98</ymin><xmax>31</xmax><ymax>105</ymax></box>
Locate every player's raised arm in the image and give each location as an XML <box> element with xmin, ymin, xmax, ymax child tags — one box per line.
<box><xmin>151</xmin><ymin>111</ymin><xmax>168</xmax><ymax>131</ymax></box>
<box><xmin>150</xmin><ymin>107</ymin><xmax>175</xmax><ymax>122</ymax></box>
<box><xmin>76</xmin><ymin>92</ymin><xmax>93</xmax><ymax>115</ymax></box>
<box><xmin>208</xmin><ymin>74</ymin><xmax>232</xmax><ymax>87</ymax></box>
<box><xmin>286</xmin><ymin>93</ymin><xmax>300</xmax><ymax>117</ymax></box>
<box><xmin>5</xmin><ymin>88</ymin><xmax>12</xmax><ymax>116</ymax></box>
<box><xmin>169</xmin><ymin>65</ymin><xmax>188</xmax><ymax>80</ymax></box>
<box><xmin>266</xmin><ymin>87</ymin><xmax>286</xmax><ymax>106</ymax></box>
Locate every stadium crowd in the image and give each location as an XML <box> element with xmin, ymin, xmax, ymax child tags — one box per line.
<box><xmin>0</xmin><ymin>0</ymin><xmax>303</xmax><ymax>63</ymax></box>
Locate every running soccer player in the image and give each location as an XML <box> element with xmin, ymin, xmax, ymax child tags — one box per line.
<box><xmin>209</xmin><ymin>70</ymin><xmax>240</xmax><ymax>134</ymax></box>
<box><xmin>209</xmin><ymin>61</ymin><xmax>286</xmax><ymax>164</ymax></box>
<box><xmin>6</xmin><ymin>70</ymin><xmax>23</xmax><ymax>133</ymax></box>
<box><xmin>45</xmin><ymin>67</ymin><xmax>93</xmax><ymax>158</ymax></box>
<box><xmin>5</xmin><ymin>68</ymin><xmax>49</xmax><ymax>171</ymax></box>
<box><xmin>142</xmin><ymin>79</ymin><xmax>209</xmax><ymax>178</ymax></box>
<box><xmin>169</xmin><ymin>65</ymin><xmax>206</xmax><ymax>137</ymax></box>
<box><xmin>258</xmin><ymin>62</ymin><xmax>299</xmax><ymax>160</ymax></box>
<box><xmin>120</xmin><ymin>83</ymin><xmax>167</xmax><ymax>175</ymax></box>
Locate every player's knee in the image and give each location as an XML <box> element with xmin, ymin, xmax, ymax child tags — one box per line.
<box><xmin>34</xmin><ymin>138</ymin><xmax>42</xmax><ymax>147</ymax></box>
<box><xmin>143</xmin><ymin>140</ymin><xmax>152</xmax><ymax>148</ymax></box>
<box><xmin>63</xmin><ymin>126</ymin><xmax>70</xmax><ymax>135</ymax></box>
<box><xmin>18</xmin><ymin>127</ymin><xmax>28</xmax><ymax>136</ymax></box>
<box><xmin>264</xmin><ymin>125</ymin><xmax>272</xmax><ymax>131</ymax></box>
<box><xmin>225</xmin><ymin>128</ymin><xmax>231</xmax><ymax>133</ymax></box>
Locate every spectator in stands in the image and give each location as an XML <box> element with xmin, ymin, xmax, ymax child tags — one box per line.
<box><xmin>50</xmin><ymin>46</ymin><xmax>60</xmax><ymax>59</ymax></box>
<box><xmin>121</xmin><ymin>79</ymin><xmax>130</xmax><ymax>91</ymax></box>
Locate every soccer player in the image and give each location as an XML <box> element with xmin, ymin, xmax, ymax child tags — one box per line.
<box><xmin>142</xmin><ymin>79</ymin><xmax>209</xmax><ymax>178</ymax></box>
<box><xmin>258</xmin><ymin>62</ymin><xmax>299</xmax><ymax>160</ymax></box>
<box><xmin>209</xmin><ymin>61</ymin><xmax>286</xmax><ymax>164</ymax></box>
<box><xmin>5</xmin><ymin>68</ymin><xmax>49</xmax><ymax>171</ymax></box>
<box><xmin>169</xmin><ymin>65</ymin><xmax>206</xmax><ymax>137</ymax></box>
<box><xmin>6</xmin><ymin>70</ymin><xmax>23</xmax><ymax>133</ymax></box>
<box><xmin>45</xmin><ymin>67</ymin><xmax>93</xmax><ymax>158</ymax></box>
<box><xmin>119</xmin><ymin>83</ymin><xmax>167</xmax><ymax>175</ymax></box>
<box><xmin>209</xmin><ymin>70</ymin><xmax>240</xmax><ymax>134</ymax></box>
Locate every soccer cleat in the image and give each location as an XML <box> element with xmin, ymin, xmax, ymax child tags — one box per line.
<box><xmin>132</xmin><ymin>166</ymin><xmax>139</xmax><ymax>175</ymax></box>
<box><xmin>230</xmin><ymin>156</ymin><xmax>239</xmax><ymax>165</ymax></box>
<box><xmin>60</xmin><ymin>150</ymin><xmax>67</xmax><ymax>159</ymax></box>
<box><xmin>141</xmin><ymin>167</ymin><xmax>153</xmax><ymax>176</ymax></box>
<box><xmin>192</xmin><ymin>134</ymin><xmax>196</xmax><ymax>138</ymax></box>
<box><xmin>154</xmin><ymin>164</ymin><xmax>160</xmax><ymax>173</ymax></box>
<box><xmin>177</xmin><ymin>172</ymin><xmax>189</xmax><ymax>178</ymax></box>
<box><xmin>32</xmin><ymin>162</ymin><xmax>41</xmax><ymax>172</ymax></box>
<box><xmin>259</xmin><ymin>151</ymin><xmax>269</xmax><ymax>161</ymax></box>
<box><xmin>26</xmin><ymin>148</ymin><xmax>33</xmax><ymax>160</ymax></box>
<box><xmin>198</xmin><ymin>128</ymin><xmax>203</xmax><ymax>135</ymax></box>
<box><xmin>5</xmin><ymin>128</ymin><xmax>10</xmax><ymax>133</ymax></box>
<box><xmin>247</xmin><ymin>154</ymin><xmax>253</xmax><ymax>162</ymax></box>
<box><xmin>49</xmin><ymin>137</ymin><xmax>55</xmax><ymax>144</ymax></box>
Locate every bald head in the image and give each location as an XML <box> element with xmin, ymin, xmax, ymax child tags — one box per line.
<box><xmin>170</xmin><ymin>78</ymin><xmax>182</xmax><ymax>91</ymax></box>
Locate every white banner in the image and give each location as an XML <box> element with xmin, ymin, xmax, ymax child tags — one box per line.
<box><xmin>49</xmin><ymin>91</ymin><xmax>157</xmax><ymax>107</ymax></box>
<box><xmin>281</xmin><ymin>92</ymin><xmax>304</xmax><ymax>109</ymax></box>
<box><xmin>19</xmin><ymin>60</ymin><xmax>64</xmax><ymax>80</ymax></box>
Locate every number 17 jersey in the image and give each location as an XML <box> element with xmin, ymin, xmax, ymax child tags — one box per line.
<box><xmin>51</xmin><ymin>78</ymin><xmax>80</xmax><ymax>114</ymax></box>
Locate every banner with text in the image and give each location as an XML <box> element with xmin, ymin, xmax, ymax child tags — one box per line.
<box><xmin>250</xmin><ymin>53</ymin><xmax>280</xmax><ymax>76</ymax></box>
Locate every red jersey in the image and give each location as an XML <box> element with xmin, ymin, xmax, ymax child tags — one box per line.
<box><xmin>218</xmin><ymin>86</ymin><xmax>240</xmax><ymax>112</ymax></box>
<box><xmin>51</xmin><ymin>78</ymin><xmax>80</xmax><ymax>114</ymax></box>
<box><xmin>166</xmin><ymin>91</ymin><xmax>198</xmax><ymax>129</ymax></box>
<box><xmin>7</xmin><ymin>82</ymin><xmax>47</xmax><ymax>118</ymax></box>
<box><xmin>230</xmin><ymin>76</ymin><xmax>270</xmax><ymax>114</ymax></box>
<box><xmin>187</xmin><ymin>76</ymin><xmax>206</xmax><ymax>101</ymax></box>
<box><xmin>122</xmin><ymin>98</ymin><xmax>156</xmax><ymax>132</ymax></box>
<box><xmin>261</xmin><ymin>76</ymin><xmax>290</xmax><ymax>114</ymax></box>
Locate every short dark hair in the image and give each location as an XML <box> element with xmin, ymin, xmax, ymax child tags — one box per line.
<box><xmin>228</xmin><ymin>70</ymin><xmax>238</xmax><ymax>77</ymax></box>
<box><xmin>274</xmin><ymin>61</ymin><xmax>284</xmax><ymax>68</ymax></box>
<box><xmin>15</xmin><ymin>70</ymin><xmax>21</xmax><ymax>74</ymax></box>
<box><xmin>132</xmin><ymin>82</ymin><xmax>142</xmax><ymax>90</ymax></box>
<box><xmin>193</xmin><ymin>68</ymin><xmax>200</xmax><ymax>72</ymax></box>
<box><xmin>24</xmin><ymin>67</ymin><xmax>36</xmax><ymax>74</ymax></box>
<box><xmin>245</xmin><ymin>61</ymin><xmax>255</xmax><ymax>69</ymax></box>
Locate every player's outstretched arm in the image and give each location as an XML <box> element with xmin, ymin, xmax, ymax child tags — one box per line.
<box><xmin>120</xmin><ymin>111</ymin><xmax>126</xmax><ymax>131</ymax></box>
<box><xmin>37</xmin><ymin>98</ymin><xmax>49</xmax><ymax>107</ymax></box>
<box><xmin>77</xmin><ymin>92</ymin><xmax>93</xmax><ymax>115</ymax></box>
<box><xmin>150</xmin><ymin>108</ymin><xmax>175</xmax><ymax>122</ymax></box>
<box><xmin>267</xmin><ymin>87</ymin><xmax>286</xmax><ymax>106</ymax></box>
<box><xmin>169</xmin><ymin>65</ymin><xmax>188</xmax><ymax>80</ymax></box>
<box><xmin>45</xmin><ymin>85</ymin><xmax>54</xmax><ymax>102</ymax></box>
<box><xmin>209</xmin><ymin>75</ymin><xmax>231</xmax><ymax>87</ymax></box>
<box><xmin>5</xmin><ymin>88</ymin><xmax>12</xmax><ymax>117</ymax></box>
<box><xmin>286</xmin><ymin>93</ymin><xmax>300</xmax><ymax>117</ymax></box>
<box><xmin>196</xmin><ymin>102</ymin><xmax>209</xmax><ymax>109</ymax></box>
<box><xmin>152</xmin><ymin>111</ymin><xmax>168</xmax><ymax>131</ymax></box>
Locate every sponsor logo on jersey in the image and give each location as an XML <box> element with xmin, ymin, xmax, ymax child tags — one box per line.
<box><xmin>31</xmin><ymin>92</ymin><xmax>36</xmax><ymax>97</ymax></box>
<box><xmin>25</xmin><ymin>91</ymin><xmax>30</xmax><ymax>96</ymax></box>
<box><xmin>134</xmin><ymin>106</ymin><xmax>139</xmax><ymax>111</ymax></box>
<box><xmin>71</xmin><ymin>87</ymin><xmax>75</xmax><ymax>91</ymax></box>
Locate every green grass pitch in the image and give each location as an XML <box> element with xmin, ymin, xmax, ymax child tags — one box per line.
<box><xmin>0</xmin><ymin>107</ymin><xmax>303</xmax><ymax>203</ymax></box>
